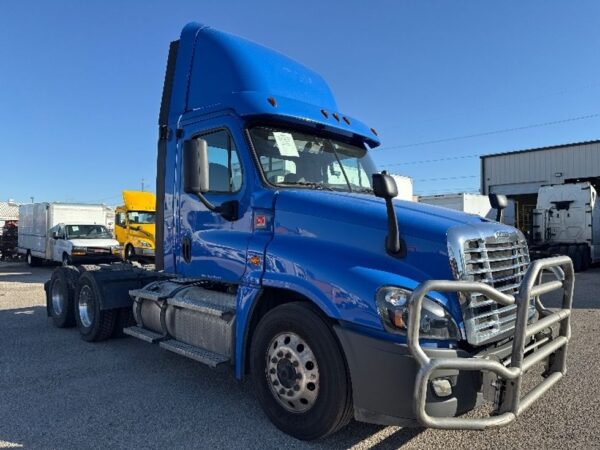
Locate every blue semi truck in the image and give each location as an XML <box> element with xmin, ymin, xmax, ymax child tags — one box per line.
<box><xmin>45</xmin><ymin>23</ymin><xmax>574</xmax><ymax>440</ymax></box>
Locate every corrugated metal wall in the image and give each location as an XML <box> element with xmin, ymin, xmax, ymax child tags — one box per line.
<box><xmin>481</xmin><ymin>141</ymin><xmax>600</xmax><ymax>195</ymax></box>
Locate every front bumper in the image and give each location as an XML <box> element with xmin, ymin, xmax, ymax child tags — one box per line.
<box><xmin>135</xmin><ymin>247</ymin><xmax>155</xmax><ymax>257</ymax></box>
<box><xmin>336</xmin><ymin>255</ymin><xmax>574</xmax><ymax>429</ymax></box>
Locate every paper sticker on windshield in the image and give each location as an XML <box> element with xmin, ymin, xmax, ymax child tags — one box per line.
<box><xmin>71</xmin><ymin>226</ymin><xmax>79</xmax><ymax>231</ymax></box>
<box><xmin>273</xmin><ymin>132</ymin><xmax>299</xmax><ymax>157</ymax></box>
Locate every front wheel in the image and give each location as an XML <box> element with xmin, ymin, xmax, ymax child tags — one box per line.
<box><xmin>250</xmin><ymin>302</ymin><xmax>352</xmax><ymax>440</ymax></box>
<box><xmin>75</xmin><ymin>272</ymin><xmax>117</xmax><ymax>342</ymax></box>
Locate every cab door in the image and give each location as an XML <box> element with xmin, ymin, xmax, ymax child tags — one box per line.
<box><xmin>114</xmin><ymin>209</ymin><xmax>128</xmax><ymax>245</ymax></box>
<box><xmin>176</xmin><ymin>117</ymin><xmax>253</xmax><ymax>283</ymax></box>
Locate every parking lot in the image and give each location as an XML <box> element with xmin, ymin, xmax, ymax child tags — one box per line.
<box><xmin>1</xmin><ymin>262</ymin><xmax>599</xmax><ymax>449</ymax></box>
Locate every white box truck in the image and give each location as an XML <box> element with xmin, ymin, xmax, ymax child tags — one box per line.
<box><xmin>531</xmin><ymin>181</ymin><xmax>600</xmax><ymax>271</ymax></box>
<box><xmin>418</xmin><ymin>193</ymin><xmax>516</xmax><ymax>225</ymax></box>
<box><xmin>18</xmin><ymin>203</ymin><xmax>121</xmax><ymax>266</ymax></box>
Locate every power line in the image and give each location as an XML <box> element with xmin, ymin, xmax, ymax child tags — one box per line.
<box><xmin>382</xmin><ymin>153</ymin><xmax>480</xmax><ymax>167</ymax></box>
<box><xmin>375</xmin><ymin>112</ymin><xmax>600</xmax><ymax>152</ymax></box>
<box><xmin>415</xmin><ymin>175</ymin><xmax>477</xmax><ymax>182</ymax></box>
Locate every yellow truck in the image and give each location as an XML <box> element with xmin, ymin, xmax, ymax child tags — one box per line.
<box><xmin>114</xmin><ymin>191</ymin><xmax>156</xmax><ymax>262</ymax></box>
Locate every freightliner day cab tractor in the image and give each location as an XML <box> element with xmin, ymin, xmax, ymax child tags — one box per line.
<box><xmin>45</xmin><ymin>23</ymin><xmax>575</xmax><ymax>440</ymax></box>
<box><xmin>114</xmin><ymin>191</ymin><xmax>156</xmax><ymax>262</ymax></box>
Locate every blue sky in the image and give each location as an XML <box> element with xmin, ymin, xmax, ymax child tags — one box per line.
<box><xmin>1</xmin><ymin>1</ymin><xmax>599</xmax><ymax>203</ymax></box>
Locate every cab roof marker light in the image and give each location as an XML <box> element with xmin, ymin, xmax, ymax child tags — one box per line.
<box><xmin>320</xmin><ymin>109</ymin><xmax>329</xmax><ymax>119</ymax></box>
<box><xmin>267</xmin><ymin>96</ymin><xmax>277</xmax><ymax>107</ymax></box>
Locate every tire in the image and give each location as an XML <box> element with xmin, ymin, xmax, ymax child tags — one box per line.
<box><xmin>48</xmin><ymin>266</ymin><xmax>80</xmax><ymax>327</ymax></box>
<box><xmin>568</xmin><ymin>245</ymin><xmax>582</xmax><ymax>272</ymax></box>
<box><xmin>75</xmin><ymin>272</ymin><xmax>117</xmax><ymax>342</ymax></box>
<box><xmin>125</xmin><ymin>245</ymin><xmax>135</xmax><ymax>262</ymax></box>
<box><xmin>112</xmin><ymin>308</ymin><xmax>136</xmax><ymax>338</ymax></box>
<box><xmin>581</xmin><ymin>245</ymin><xmax>591</xmax><ymax>271</ymax></box>
<box><xmin>62</xmin><ymin>252</ymin><xmax>72</xmax><ymax>266</ymax></box>
<box><xmin>250</xmin><ymin>302</ymin><xmax>352</xmax><ymax>440</ymax></box>
<box><xmin>27</xmin><ymin>251</ymin><xmax>40</xmax><ymax>267</ymax></box>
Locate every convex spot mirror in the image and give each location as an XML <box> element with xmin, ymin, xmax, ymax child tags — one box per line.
<box><xmin>184</xmin><ymin>138</ymin><xmax>209</xmax><ymax>194</ymax></box>
<box><xmin>489</xmin><ymin>193</ymin><xmax>508</xmax><ymax>211</ymax></box>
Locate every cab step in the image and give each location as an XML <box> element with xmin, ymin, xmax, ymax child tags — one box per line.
<box><xmin>159</xmin><ymin>340</ymin><xmax>229</xmax><ymax>367</ymax></box>
<box><xmin>123</xmin><ymin>326</ymin><xmax>164</xmax><ymax>343</ymax></box>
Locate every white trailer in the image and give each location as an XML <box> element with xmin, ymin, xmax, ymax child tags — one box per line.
<box><xmin>18</xmin><ymin>203</ymin><xmax>120</xmax><ymax>266</ymax></box>
<box><xmin>531</xmin><ymin>182</ymin><xmax>599</xmax><ymax>271</ymax></box>
<box><xmin>389</xmin><ymin>174</ymin><xmax>414</xmax><ymax>201</ymax></box>
<box><xmin>418</xmin><ymin>193</ymin><xmax>516</xmax><ymax>225</ymax></box>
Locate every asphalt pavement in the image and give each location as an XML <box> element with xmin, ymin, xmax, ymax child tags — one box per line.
<box><xmin>1</xmin><ymin>262</ymin><xmax>599</xmax><ymax>449</ymax></box>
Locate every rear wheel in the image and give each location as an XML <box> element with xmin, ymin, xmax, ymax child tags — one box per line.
<box><xmin>48</xmin><ymin>267</ymin><xmax>79</xmax><ymax>327</ymax></box>
<box><xmin>75</xmin><ymin>272</ymin><xmax>117</xmax><ymax>342</ymax></box>
<box><xmin>27</xmin><ymin>251</ymin><xmax>40</xmax><ymax>267</ymax></box>
<box><xmin>568</xmin><ymin>245</ymin><xmax>582</xmax><ymax>272</ymax></box>
<box><xmin>250</xmin><ymin>302</ymin><xmax>352</xmax><ymax>440</ymax></box>
<box><xmin>581</xmin><ymin>245</ymin><xmax>591</xmax><ymax>271</ymax></box>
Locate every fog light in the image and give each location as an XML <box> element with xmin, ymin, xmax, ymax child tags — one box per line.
<box><xmin>431</xmin><ymin>378</ymin><xmax>452</xmax><ymax>397</ymax></box>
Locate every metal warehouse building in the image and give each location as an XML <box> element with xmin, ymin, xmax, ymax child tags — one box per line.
<box><xmin>480</xmin><ymin>140</ymin><xmax>600</xmax><ymax>231</ymax></box>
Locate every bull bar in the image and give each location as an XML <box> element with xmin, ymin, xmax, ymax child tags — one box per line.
<box><xmin>407</xmin><ymin>255</ymin><xmax>574</xmax><ymax>430</ymax></box>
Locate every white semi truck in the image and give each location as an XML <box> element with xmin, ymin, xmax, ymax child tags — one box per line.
<box><xmin>18</xmin><ymin>203</ymin><xmax>121</xmax><ymax>266</ymax></box>
<box><xmin>531</xmin><ymin>181</ymin><xmax>600</xmax><ymax>271</ymax></box>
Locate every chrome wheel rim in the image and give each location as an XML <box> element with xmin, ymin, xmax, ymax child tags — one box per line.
<box><xmin>266</xmin><ymin>332</ymin><xmax>320</xmax><ymax>413</ymax></box>
<box><xmin>51</xmin><ymin>279</ymin><xmax>64</xmax><ymax>316</ymax></box>
<box><xmin>78</xmin><ymin>285</ymin><xmax>94</xmax><ymax>328</ymax></box>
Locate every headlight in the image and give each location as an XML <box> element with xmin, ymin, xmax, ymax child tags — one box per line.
<box><xmin>111</xmin><ymin>245</ymin><xmax>123</xmax><ymax>254</ymax></box>
<box><xmin>139</xmin><ymin>241</ymin><xmax>152</xmax><ymax>248</ymax></box>
<box><xmin>71</xmin><ymin>246</ymin><xmax>87</xmax><ymax>255</ymax></box>
<box><xmin>376</xmin><ymin>286</ymin><xmax>461</xmax><ymax>340</ymax></box>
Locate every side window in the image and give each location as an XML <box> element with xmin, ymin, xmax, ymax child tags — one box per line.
<box><xmin>116</xmin><ymin>212</ymin><xmax>126</xmax><ymax>228</ymax></box>
<box><xmin>202</xmin><ymin>130</ymin><xmax>242</xmax><ymax>193</ymax></box>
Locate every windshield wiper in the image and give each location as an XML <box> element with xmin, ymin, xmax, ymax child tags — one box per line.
<box><xmin>279</xmin><ymin>181</ymin><xmax>336</xmax><ymax>191</ymax></box>
<box><xmin>351</xmin><ymin>186</ymin><xmax>374</xmax><ymax>194</ymax></box>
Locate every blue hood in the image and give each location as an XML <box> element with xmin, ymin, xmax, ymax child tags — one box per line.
<box><xmin>273</xmin><ymin>189</ymin><xmax>485</xmax><ymax>281</ymax></box>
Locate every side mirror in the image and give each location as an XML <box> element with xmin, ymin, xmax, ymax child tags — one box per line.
<box><xmin>372</xmin><ymin>172</ymin><xmax>398</xmax><ymax>199</ymax></box>
<box><xmin>489</xmin><ymin>193</ymin><xmax>508</xmax><ymax>223</ymax></box>
<box><xmin>372</xmin><ymin>172</ymin><xmax>404</xmax><ymax>256</ymax></box>
<box><xmin>183</xmin><ymin>138</ymin><xmax>209</xmax><ymax>194</ymax></box>
<box><xmin>52</xmin><ymin>232</ymin><xmax>59</xmax><ymax>239</ymax></box>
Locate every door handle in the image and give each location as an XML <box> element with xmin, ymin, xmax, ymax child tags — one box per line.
<box><xmin>182</xmin><ymin>235</ymin><xmax>192</xmax><ymax>263</ymax></box>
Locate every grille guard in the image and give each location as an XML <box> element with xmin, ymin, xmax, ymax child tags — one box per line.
<box><xmin>407</xmin><ymin>255</ymin><xmax>574</xmax><ymax>430</ymax></box>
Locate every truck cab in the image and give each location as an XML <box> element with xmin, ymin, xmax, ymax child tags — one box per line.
<box><xmin>114</xmin><ymin>191</ymin><xmax>156</xmax><ymax>262</ymax></box>
<box><xmin>45</xmin><ymin>23</ymin><xmax>575</xmax><ymax>440</ymax></box>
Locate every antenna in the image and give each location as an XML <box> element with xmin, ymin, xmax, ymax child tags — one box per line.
<box><xmin>141</xmin><ymin>178</ymin><xmax>145</xmax><ymax>192</ymax></box>
<box><xmin>30</xmin><ymin>196</ymin><xmax>34</xmax><ymax>204</ymax></box>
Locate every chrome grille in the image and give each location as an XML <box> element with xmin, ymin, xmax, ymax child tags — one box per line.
<box><xmin>460</xmin><ymin>234</ymin><xmax>531</xmax><ymax>345</ymax></box>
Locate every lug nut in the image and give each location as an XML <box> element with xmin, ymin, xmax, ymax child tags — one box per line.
<box><xmin>271</xmin><ymin>357</ymin><xmax>277</xmax><ymax>363</ymax></box>
<box><xmin>287</xmin><ymin>390</ymin><xmax>294</xmax><ymax>396</ymax></box>
<box><xmin>293</xmin><ymin>385</ymin><xmax>300</xmax><ymax>391</ymax></box>
<box><xmin>277</xmin><ymin>351</ymin><xmax>283</xmax><ymax>358</ymax></box>
<box><xmin>292</xmin><ymin>360</ymin><xmax>299</xmax><ymax>367</ymax></box>
<box><xmin>269</xmin><ymin>368</ymin><xmax>276</xmax><ymax>374</ymax></box>
<box><xmin>285</xmin><ymin>352</ymin><xmax>291</xmax><ymax>359</ymax></box>
<box><xmin>273</xmin><ymin>380</ymin><xmax>279</xmax><ymax>386</ymax></box>
<box><xmin>279</xmin><ymin>388</ymin><xmax>285</xmax><ymax>395</ymax></box>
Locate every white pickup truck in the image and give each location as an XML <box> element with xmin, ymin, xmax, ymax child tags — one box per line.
<box><xmin>18</xmin><ymin>203</ymin><xmax>121</xmax><ymax>266</ymax></box>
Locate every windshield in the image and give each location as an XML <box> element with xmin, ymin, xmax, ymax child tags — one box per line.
<box><xmin>66</xmin><ymin>225</ymin><xmax>112</xmax><ymax>239</ymax></box>
<box><xmin>249</xmin><ymin>126</ymin><xmax>377</xmax><ymax>192</ymax></box>
<box><xmin>127</xmin><ymin>211</ymin><xmax>155</xmax><ymax>225</ymax></box>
